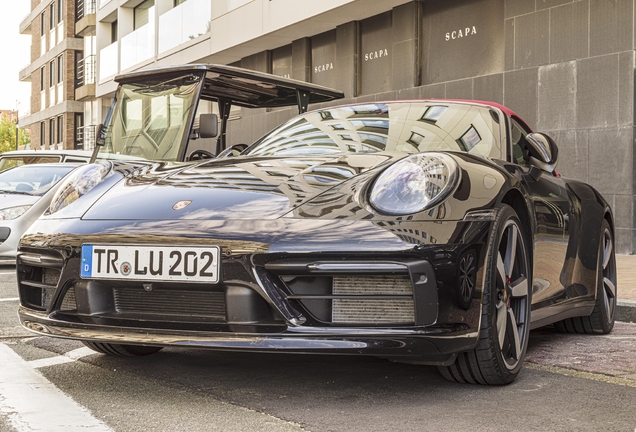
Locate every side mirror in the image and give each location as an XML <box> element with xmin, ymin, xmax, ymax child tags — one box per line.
<box><xmin>199</xmin><ymin>113</ymin><xmax>218</xmax><ymax>139</ymax></box>
<box><xmin>525</xmin><ymin>132</ymin><xmax>558</xmax><ymax>173</ymax></box>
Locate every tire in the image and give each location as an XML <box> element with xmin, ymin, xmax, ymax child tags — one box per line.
<box><xmin>82</xmin><ymin>341</ymin><xmax>163</xmax><ymax>357</ymax></box>
<box><xmin>439</xmin><ymin>204</ymin><xmax>532</xmax><ymax>385</ymax></box>
<box><xmin>554</xmin><ymin>218</ymin><xmax>616</xmax><ymax>334</ymax></box>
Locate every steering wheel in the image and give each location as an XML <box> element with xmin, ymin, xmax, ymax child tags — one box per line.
<box><xmin>217</xmin><ymin>144</ymin><xmax>248</xmax><ymax>158</ymax></box>
<box><xmin>188</xmin><ymin>149</ymin><xmax>216</xmax><ymax>161</ymax></box>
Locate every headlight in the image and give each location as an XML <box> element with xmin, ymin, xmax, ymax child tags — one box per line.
<box><xmin>0</xmin><ymin>205</ymin><xmax>31</xmax><ymax>220</ymax></box>
<box><xmin>49</xmin><ymin>162</ymin><xmax>112</xmax><ymax>214</ymax></box>
<box><xmin>369</xmin><ymin>153</ymin><xmax>460</xmax><ymax>215</ymax></box>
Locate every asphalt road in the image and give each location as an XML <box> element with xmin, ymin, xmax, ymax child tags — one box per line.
<box><xmin>1</xmin><ymin>265</ymin><xmax>636</xmax><ymax>432</ymax></box>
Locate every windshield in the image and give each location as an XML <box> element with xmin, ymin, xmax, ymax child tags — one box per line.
<box><xmin>244</xmin><ymin>102</ymin><xmax>502</xmax><ymax>159</ymax></box>
<box><xmin>0</xmin><ymin>165</ymin><xmax>76</xmax><ymax>196</ymax></box>
<box><xmin>0</xmin><ymin>156</ymin><xmax>62</xmax><ymax>172</ymax></box>
<box><xmin>96</xmin><ymin>73</ymin><xmax>203</xmax><ymax>162</ymax></box>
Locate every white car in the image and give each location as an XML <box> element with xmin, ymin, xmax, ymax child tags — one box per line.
<box><xmin>0</xmin><ymin>150</ymin><xmax>92</xmax><ymax>172</ymax></box>
<box><xmin>0</xmin><ymin>163</ymin><xmax>81</xmax><ymax>261</ymax></box>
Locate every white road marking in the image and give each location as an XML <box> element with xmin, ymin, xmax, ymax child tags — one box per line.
<box><xmin>0</xmin><ymin>271</ymin><xmax>15</xmax><ymax>275</ymax></box>
<box><xmin>28</xmin><ymin>355</ymin><xmax>74</xmax><ymax>369</ymax></box>
<box><xmin>0</xmin><ymin>343</ymin><xmax>113</xmax><ymax>431</ymax></box>
<box><xmin>28</xmin><ymin>347</ymin><xmax>96</xmax><ymax>369</ymax></box>
<box><xmin>0</xmin><ymin>298</ymin><xmax>18</xmax><ymax>302</ymax></box>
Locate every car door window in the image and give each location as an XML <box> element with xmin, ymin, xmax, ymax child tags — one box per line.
<box><xmin>510</xmin><ymin>118</ymin><xmax>529</xmax><ymax>166</ymax></box>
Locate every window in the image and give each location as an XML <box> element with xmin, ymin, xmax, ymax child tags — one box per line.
<box><xmin>40</xmin><ymin>67</ymin><xmax>45</xmax><ymax>90</ymax></box>
<box><xmin>510</xmin><ymin>118</ymin><xmax>530</xmax><ymax>165</ymax></box>
<box><xmin>134</xmin><ymin>0</ymin><xmax>154</xmax><ymax>29</ymax></box>
<box><xmin>40</xmin><ymin>12</ymin><xmax>46</xmax><ymax>36</ymax></box>
<box><xmin>49</xmin><ymin>3</ymin><xmax>55</xmax><ymax>29</ymax></box>
<box><xmin>49</xmin><ymin>60</ymin><xmax>55</xmax><ymax>88</ymax></box>
<box><xmin>408</xmin><ymin>131</ymin><xmax>425</xmax><ymax>147</ymax></box>
<box><xmin>49</xmin><ymin>119</ymin><xmax>55</xmax><ymax>147</ymax></box>
<box><xmin>111</xmin><ymin>20</ymin><xmax>118</xmax><ymax>43</ymax></box>
<box><xmin>458</xmin><ymin>125</ymin><xmax>481</xmax><ymax>152</ymax></box>
<box><xmin>420</xmin><ymin>105</ymin><xmax>447</xmax><ymax>123</ymax></box>
<box><xmin>57</xmin><ymin>55</ymin><xmax>63</xmax><ymax>84</ymax></box>
<box><xmin>57</xmin><ymin>116</ymin><xmax>63</xmax><ymax>143</ymax></box>
<box><xmin>40</xmin><ymin>121</ymin><xmax>45</xmax><ymax>147</ymax></box>
<box><xmin>74</xmin><ymin>113</ymin><xmax>84</xmax><ymax>149</ymax></box>
<box><xmin>57</xmin><ymin>0</ymin><xmax>63</xmax><ymax>24</ymax></box>
<box><xmin>174</xmin><ymin>0</ymin><xmax>186</xmax><ymax>5</ymax></box>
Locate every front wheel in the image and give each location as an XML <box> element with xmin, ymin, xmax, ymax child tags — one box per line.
<box><xmin>82</xmin><ymin>341</ymin><xmax>163</xmax><ymax>357</ymax></box>
<box><xmin>439</xmin><ymin>204</ymin><xmax>531</xmax><ymax>385</ymax></box>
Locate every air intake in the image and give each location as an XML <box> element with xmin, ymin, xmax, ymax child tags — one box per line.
<box><xmin>332</xmin><ymin>276</ymin><xmax>415</xmax><ymax>324</ymax></box>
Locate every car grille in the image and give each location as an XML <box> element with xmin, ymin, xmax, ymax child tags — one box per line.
<box><xmin>113</xmin><ymin>288</ymin><xmax>226</xmax><ymax>320</ymax></box>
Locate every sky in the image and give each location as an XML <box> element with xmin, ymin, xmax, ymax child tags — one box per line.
<box><xmin>0</xmin><ymin>1</ymin><xmax>33</xmax><ymax>116</ymax></box>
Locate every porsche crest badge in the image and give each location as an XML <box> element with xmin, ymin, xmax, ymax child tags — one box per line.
<box><xmin>172</xmin><ymin>200</ymin><xmax>192</xmax><ymax>210</ymax></box>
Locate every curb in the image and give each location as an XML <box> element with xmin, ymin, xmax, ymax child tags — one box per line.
<box><xmin>617</xmin><ymin>299</ymin><xmax>636</xmax><ymax>323</ymax></box>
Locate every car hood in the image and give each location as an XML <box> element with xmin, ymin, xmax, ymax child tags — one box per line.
<box><xmin>0</xmin><ymin>194</ymin><xmax>40</xmax><ymax>209</ymax></box>
<box><xmin>82</xmin><ymin>154</ymin><xmax>395</xmax><ymax>220</ymax></box>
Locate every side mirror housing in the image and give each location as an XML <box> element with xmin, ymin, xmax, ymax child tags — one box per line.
<box><xmin>199</xmin><ymin>113</ymin><xmax>218</xmax><ymax>139</ymax></box>
<box><xmin>525</xmin><ymin>132</ymin><xmax>558</xmax><ymax>173</ymax></box>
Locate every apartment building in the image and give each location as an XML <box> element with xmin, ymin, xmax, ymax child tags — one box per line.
<box><xmin>19</xmin><ymin>0</ymin><xmax>80</xmax><ymax>150</ymax></box>
<box><xmin>16</xmin><ymin>0</ymin><xmax>636</xmax><ymax>253</ymax></box>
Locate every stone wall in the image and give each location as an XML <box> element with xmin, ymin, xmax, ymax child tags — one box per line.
<box><xmin>224</xmin><ymin>0</ymin><xmax>636</xmax><ymax>253</ymax></box>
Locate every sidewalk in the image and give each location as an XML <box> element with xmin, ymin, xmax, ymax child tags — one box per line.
<box><xmin>616</xmin><ymin>254</ymin><xmax>635</xmax><ymax>322</ymax></box>
<box><xmin>617</xmin><ymin>254</ymin><xmax>636</xmax><ymax>300</ymax></box>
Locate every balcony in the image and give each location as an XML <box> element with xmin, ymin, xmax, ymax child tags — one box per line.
<box><xmin>76</xmin><ymin>124</ymin><xmax>96</xmax><ymax>150</ymax></box>
<box><xmin>76</xmin><ymin>0</ymin><xmax>96</xmax><ymax>36</ymax></box>
<box><xmin>99</xmin><ymin>42</ymin><xmax>118</xmax><ymax>81</ymax></box>
<box><xmin>76</xmin><ymin>55</ymin><xmax>96</xmax><ymax>87</ymax></box>
<box><xmin>121</xmin><ymin>6</ymin><xmax>155</xmax><ymax>70</ymax></box>
<box><xmin>76</xmin><ymin>0</ymin><xmax>96</xmax><ymax>20</ymax></box>
<box><xmin>158</xmin><ymin>0</ymin><xmax>211</xmax><ymax>54</ymax></box>
<box><xmin>76</xmin><ymin>55</ymin><xmax>96</xmax><ymax>100</ymax></box>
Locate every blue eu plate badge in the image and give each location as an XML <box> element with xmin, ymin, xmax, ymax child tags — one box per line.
<box><xmin>81</xmin><ymin>245</ymin><xmax>93</xmax><ymax>277</ymax></box>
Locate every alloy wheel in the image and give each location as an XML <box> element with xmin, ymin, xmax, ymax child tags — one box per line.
<box><xmin>495</xmin><ymin>220</ymin><xmax>529</xmax><ymax>370</ymax></box>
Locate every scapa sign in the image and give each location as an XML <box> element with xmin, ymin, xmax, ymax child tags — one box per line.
<box><xmin>364</xmin><ymin>48</ymin><xmax>389</xmax><ymax>61</ymax></box>
<box><xmin>445</xmin><ymin>26</ymin><xmax>477</xmax><ymax>41</ymax></box>
<box><xmin>314</xmin><ymin>63</ymin><xmax>334</xmax><ymax>74</ymax></box>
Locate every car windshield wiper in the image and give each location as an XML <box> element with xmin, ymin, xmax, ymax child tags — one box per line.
<box><xmin>0</xmin><ymin>189</ymin><xmax>34</xmax><ymax>196</ymax></box>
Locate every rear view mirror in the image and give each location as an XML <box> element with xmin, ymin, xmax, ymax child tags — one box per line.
<box><xmin>525</xmin><ymin>132</ymin><xmax>558</xmax><ymax>173</ymax></box>
<box><xmin>199</xmin><ymin>114</ymin><xmax>218</xmax><ymax>139</ymax></box>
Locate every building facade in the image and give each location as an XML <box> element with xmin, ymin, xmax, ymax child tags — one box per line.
<box><xmin>18</xmin><ymin>0</ymin><xmax>636</xmax><ymax>253</ymax></box>
<box><xmin>19</xmin><ymin>0</ymin><xmax>84</xmax><ymax>150</ymax></box>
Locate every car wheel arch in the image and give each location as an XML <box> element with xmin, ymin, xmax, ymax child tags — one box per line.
<box><xmin>500</xmin><ymin>188</ymin><xmax>534</xmax><ymax>258</ymax></box>
<box><xmin>603</xmin><ymin>208</ymin><xmax>615</xmax><ymax>238</ymax></box>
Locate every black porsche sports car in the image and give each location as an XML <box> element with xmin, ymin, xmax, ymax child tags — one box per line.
<box><xmin>17</xmin><ymin>65</ymin><xmax>616</xmax><ymax>385</ymax></box>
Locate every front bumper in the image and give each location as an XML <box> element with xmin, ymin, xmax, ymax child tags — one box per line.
<box><xmin>17</xmin><ymin>217</ymin><xmax>491</xmax><ymax>362</ymax></box>
<box><xmin>20</xmin><ymin>306</ymin><xmax>477</xmax><ymax>365</ymax></box>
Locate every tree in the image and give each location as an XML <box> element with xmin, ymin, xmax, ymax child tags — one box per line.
<box><xmin>0</xmin><ymin>115</ymin><xmax>30</xmax><ymax>154</ymax></box>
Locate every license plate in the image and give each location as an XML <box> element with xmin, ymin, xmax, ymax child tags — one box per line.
<box><xmin>80</xmin><ymin>244</ymin><xmax>220</xmax><ymax>283</ymax></box>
